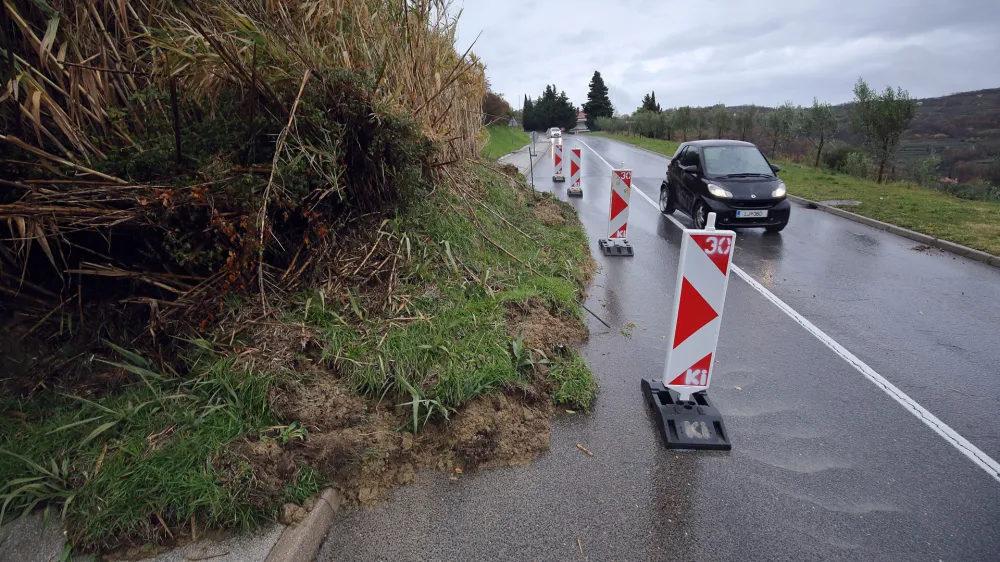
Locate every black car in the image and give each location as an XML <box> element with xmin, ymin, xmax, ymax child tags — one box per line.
<box><xmin>659</xmin><ymin>140</ymin><xmax>790</xmax><ymax>233</ymax></box>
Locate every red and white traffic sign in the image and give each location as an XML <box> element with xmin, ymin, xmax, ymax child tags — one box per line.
<box><xmin>662</xmin><ymin>213</ymin><xmax>736</xmax><ymax>401</ymax></box>
<box><xmin>607</xmin><ymin>169</ymin><xmax>632</xmax><ymax>240</ymax></box>
<box><xmin>552</xmin><ymin>139</ymin><xmax>564</xmax><ymax>181</ymax></box>
<box><xmin>570</xmin><ymin>148</ymin><xmax>582</xmax><ymax>187</ymax></box>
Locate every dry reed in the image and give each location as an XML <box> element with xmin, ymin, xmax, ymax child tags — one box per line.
<box><xmin>0</xmin><ymin>0</ymin><xmax>487</xmax><ymax>326</ymax></box>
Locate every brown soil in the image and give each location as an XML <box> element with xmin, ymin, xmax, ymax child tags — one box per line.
<box><xmin>533</xmin><ymin>198</ymin><xmax>566</xmax><ymax>226</ymax></box>
<box><xmin>505</xmin><ymin>297</ymin><xmax>588</xmax><ymax>351</ymax></box>
<box><xmin>496</xmin><ymin>162</ymin><xmax>519</xmax><ymax>176</ymax></box>
<box><xmin>240</xmin><ymin>366</ymin><xmax>554</xmax><ymax>508</ymax></box>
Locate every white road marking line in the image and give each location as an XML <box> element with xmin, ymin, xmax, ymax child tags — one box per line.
<box><xmin>579</xmin><ymin>137</ymin><xmax>1000</xmax><ymax>483</ymax></box>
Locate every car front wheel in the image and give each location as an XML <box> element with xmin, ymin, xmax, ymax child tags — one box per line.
<box><xmin>659</xmin><ymin>184</ymin><xmax>675</xmax><ymax>215</ymax></box>
<box><xmin>693</xmin><ymin>201</ymin><xmax>708</xmax><ymax>229</ymax></box>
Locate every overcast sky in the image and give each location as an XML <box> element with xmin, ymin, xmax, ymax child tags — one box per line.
<box><xmin>456</xmin><ymin>0</ymin><xmax>1000</xmax><ymax>114</ymax></box>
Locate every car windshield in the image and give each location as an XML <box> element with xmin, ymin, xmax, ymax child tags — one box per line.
<box><xmin>702</xmin><ymin>146</ymin><xmax>774</xmax><ymax>177</ymax></box>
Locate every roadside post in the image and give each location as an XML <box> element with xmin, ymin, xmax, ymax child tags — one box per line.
<box><xmin>529</xmin><ymin>133</ymin><xmax>536</xmax><ymax>189</ymax></box>
<box><xmin>567</xmin><ymin>147</ymin><xmax>583</xmax><ymax>197</ymax></box>
<box><xmin>598</xmin><ymin>168</ymin><xmax>634</xmax><ymax>256</ymax></box>
<box><xmin>641</xmin><ymin>212</ymin><xmax>734</xmax><ymax>450</ymax></box>
<box><xmin>552</xmin><ymin>138</ymin><xmax>565</xmax><ymax>182</ymax></box>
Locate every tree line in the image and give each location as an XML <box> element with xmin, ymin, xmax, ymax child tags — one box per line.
<box><xmin>592</xmin><ymin>78</ymin><xmax>917</xmax><ymax>184</ymax></box>
<box><xmin>519</xmin><ymin>72</ymin><xmax>617</xmax><ymax>132</ymax></box>
<box><xmin>522</xmin><ymin>85</ymin><xmax>578</xmax><ymax>132</ymax></box>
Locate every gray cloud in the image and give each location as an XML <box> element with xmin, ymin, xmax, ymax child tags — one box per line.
<box><xmin>457</xmin><ymin>0</ymin><xmax>1000</xmax><ymax>113</ymax></box>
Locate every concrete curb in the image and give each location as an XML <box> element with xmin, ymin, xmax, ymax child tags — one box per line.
<box><xmin>518</xmin><ymin>141</ymin><xmax>551</xmax><ymax>180</ymax></box>
<box><xmin>787</xmin><ymin>194</ymin><xmax>1000</xmax><ymax>268</ymax></box>
<box><xmin>264</xmin><ymin>488</ymin><xmax>341</xmax><ymax>562</ymax></box>
<box><xmin>496</xmin><ymin>141</ymin><xmax>532</xmax><ymax>161</ymax></box>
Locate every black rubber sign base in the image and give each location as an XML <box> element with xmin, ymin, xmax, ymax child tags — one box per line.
<box><xmin>640</xmin><ymin>379</ymin><xmax>732</xmax><ymax>451</ymax></box>
<box><xmin>599</xmin><ymin>239</ymin><xmax>634</xmax><ymax>257</ymax></box>
<box><xmin>552</xmin><ymin>175</ymin><xmax>566</xmax><ymax>182</ymax></box>
<box><xmin>567</xmin><ymin>187</ymin><xmax>583</xmax><ymax>197</ymax></box>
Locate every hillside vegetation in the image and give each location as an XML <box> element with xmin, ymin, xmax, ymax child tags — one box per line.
<box><xmin>596</xmin><ymin>86</ymin><xmax>1000</xmax><ymax>191</ymax></box>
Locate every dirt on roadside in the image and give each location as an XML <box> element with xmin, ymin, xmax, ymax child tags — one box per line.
<box><xmin>533</xmin><ymin>198</ymin><xmax>566</xmax><ymax>226</ymax></box>
<box><xmin>244</xmin><ymin>367</ymin><xmax>554</xmax><ymax>507</ymax></box>
<box><xmin>504</xmin><ymin>297</ymin><xmax>588</xmax><ymax>351</ymax></box>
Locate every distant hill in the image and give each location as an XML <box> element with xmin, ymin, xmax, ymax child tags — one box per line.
<box><xmin>737</xmin><ymin>88</ymin><xmax>1000</xmax><ymax>182</ymax></box>
<box><xmin>831</xmin><ymin>88</ymin><xmax>1000</xmax><ymax>181</ymax></box>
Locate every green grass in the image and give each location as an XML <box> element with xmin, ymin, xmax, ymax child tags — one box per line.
<box><xmin>303</xmin><ymin>162</ymin><xmax>596</xmax><ymax>422</ymax></box>
<box><xmin>546</xmin><ymin>350</ymin><xmax>598</xmax><ymax>411</ymax></box>
<box><xmin>0</xmin><ymin>343</ymin><xmax>282</xmax><ymax>550</ymax></box>
<box><xmin>0</xmin><ymin>163</ymin><xmax>596</xmax><ymax>552</ymax></box>
<box><xmin>591</xmin><ymin>132</ymin><xmax>680</xmax><ymax>159</ymax></box>
<box><xmin>481</xmin><ymin>125</ymin><xmax>530</xmax><ymax>159</ymax></box>
<box><xmin>594</xmin><ymin>133</ymin><xmax>1000</xmax><ymax>255</ymax></box>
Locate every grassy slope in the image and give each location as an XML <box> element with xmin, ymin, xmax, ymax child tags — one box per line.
<box><xmin>0</xmin><ymin>163</ymin><xmax>596</xmax><ymax>551</ymax></box>
<box><xmin>482</xmin><ymin>125</ymin><xmax>530</xmax><ymax>159</ymax></box>
<box><xmin>593</xmin><ymin>133</ymin><xmax>1000</xmax><ymax>255</ymax></box>
<box><xmin>305</xmin><ymin>162</ymin><xmax>596</xmax><ymax>412</ymax></box>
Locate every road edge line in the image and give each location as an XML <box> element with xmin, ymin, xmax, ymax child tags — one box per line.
<box><xmin>730</xmin><ymin>267</ymin><xmax>1000</xmax><ymax>483</ymax></box>
<box><xmin>786</xmin><ymin>194</ymin><xmax>999</xmax><ymax>268</ymax></box>
<box><xmin>581</xmin><ymin>136</ymin><xmax>1000</xmax><ymax>484</ymax></box>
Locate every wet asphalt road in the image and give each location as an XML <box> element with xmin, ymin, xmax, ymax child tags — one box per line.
<box><xmin>317</xmin><ymin>136</ymin><xmax>1000</xmax><ymax>561</ymax></box>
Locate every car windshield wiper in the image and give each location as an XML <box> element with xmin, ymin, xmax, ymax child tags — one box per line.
<box><xmin>717</xmin><ymin>173</ymin><xmax>774</xmax><ymax>178</ymax></box>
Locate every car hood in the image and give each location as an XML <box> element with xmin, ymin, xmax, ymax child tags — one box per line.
<box><xmin>710</xmin><ymin>176</ymin><xmax>781</xmax><ymax>200</ymax></box>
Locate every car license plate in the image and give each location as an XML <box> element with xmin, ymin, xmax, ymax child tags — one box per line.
<box><xmin>736</xmin><ymin>210</ymin><xmax>767</xmax><ymax>218</ymax></box>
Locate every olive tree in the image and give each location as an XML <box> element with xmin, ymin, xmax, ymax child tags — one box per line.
<box><xmin>761</xmin><ymin>102</ymin><xmax>800</xmax><ymax>158</ymax></box>
<box><xmin>674</xmin><ymin>106</ymin><xmax>693</xmax><ymax>141</ymax></box>
<box><xmin>802</xmin><ymin>98</ymin><xmax>838</xmax><ymax>167</ymax></box>
<box><xmin>734</xmin><ymin>105</ymin><xmax>758</xmax><ymax>141</ymax></box>
<box><xmin>849</xmin><ymin>78</ymin><xmax>918</xmax><ymax>183</ymax></box>
<box><xmin>711</xmin><ymin>105</ymin><xmax>733</xmax><ymax>139</ymax></box>
<box><xmin>694</xmin><ymin>109</ymin><xmax>709</xmax><ymax>138</ymax></box>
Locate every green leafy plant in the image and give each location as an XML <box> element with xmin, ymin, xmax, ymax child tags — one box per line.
<box><xmin>260</xmin><ymin>422</ymin><xmax>308</xmax><ymax>444</ymax></box>
<box><xmin>510</xmin><ymin>331</ymin><xmax>550</xmax><ymax>373</ymax></box>
<box><xmin>547</xmin><ymin>351</ymin><xmax>598</xmax><ymax>411</ymax></box>
<box><xmin>0</xmin><ymin>450</ymin><xmax>77</xmax><ymax>525</ymax></box>
<box><xmin>395</xmin><ymin>375</ymin><xmax>450</xmax><ymax>433</ymax></box>
<box><xmin>842</xmin><ymin>151</ymin><xmax>870</xmax><ymax>179</ymax></box>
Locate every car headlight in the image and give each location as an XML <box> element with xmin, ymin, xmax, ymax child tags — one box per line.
<box><xmin>772</xmin><ymin>183</ymin><xmax>787</xmax><ymax>198</ymax></box>
<box><xmin>707</xmin><ymin>183</ymin><xmax>733</xmax><ymax>198</ymax></box>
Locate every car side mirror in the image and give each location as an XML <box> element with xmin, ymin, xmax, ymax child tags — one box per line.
<box><xmin>770</xmin><ymin>164</ymin><xmax>781</xmax><ymax>173</ymax></box>
<box><xmin>681</xmin><ymin>164</ymin><xmax>700</xmax><ymax>175</ymax></box>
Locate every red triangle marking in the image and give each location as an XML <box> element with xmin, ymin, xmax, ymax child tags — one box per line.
<box><xmin>615</xmin><ymin>170</ymin><xmax>631</xmax><ymax>187</ymax></box>
<box><xmin>609</xmin><ymin>221</ymin><xmax>627</xmax><ymax>239</ymax></box>
<box><xmin>668</xmin><ymin>352</ymin><xmax>714</xmax><ymax>386</ymax></box>
<box><xmin>571</xmin><ymin>160</ymin><xmax>580</xmax><ymax>176</ymax></box>
<box><xmin>610</xmin><ymin>187</ymin><xmax>628</xmax><ymax>221</ymax></box>
<box><xmin>690</xmin><ymin>234</ymin><xmax>732</xmax><ymax>276</ymax></box>
<box><xmin>673</xmin><ymin>278</ymin><xmax>718</xmax><ymax>349</ymax></box>
<box><xmin>554</xmin><ymin>152</ymin><xmax>562</xmax><ymax>167</ymax></box>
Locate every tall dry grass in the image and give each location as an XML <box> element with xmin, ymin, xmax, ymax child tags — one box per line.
<box><xmin>0</xmin><ymin>0</ymin><xmax>487</xmax><ymax>323</ymax></box>
<box><xmin>1</xmin><ymin>0</ymin><xmax>484</xmax><ymax>162</ymax></box>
